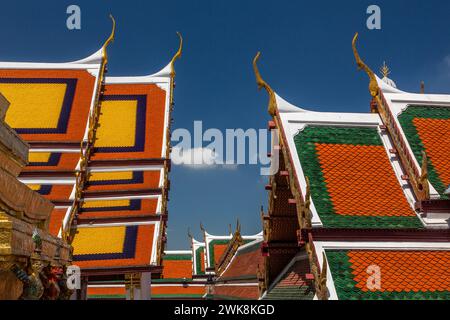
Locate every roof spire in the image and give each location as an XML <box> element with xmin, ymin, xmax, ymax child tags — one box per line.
<box><xmin>379</xmin><ymin>61</ymin><xmax>397</xmax><ymax>88</ymax></box>
<box><xmin>253</xmin><ymin>52</ymin><xmax>277</xmax><ymax>117</ymax></box>
<box><xmin>421</xmin><ymin>81</ymin><xmax>425</xmax><ymax>94</ymax></box>
<box><xmin>102</xmin><ymin>14</ymin><xmax>116</xmax><ymax>62</ymax></box>
<box><xmin>380</xmin><ymin>61</ymin><xmax>391</xmax><ymax>78</ymax></box>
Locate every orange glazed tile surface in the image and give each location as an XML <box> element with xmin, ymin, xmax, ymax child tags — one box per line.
<box><xmin>22</xmin><ymin>153</ymin><xmax>81</xmax><ymax>171</ymax></box>
<box><xmin>213</xmin><ymin>285</ymin><xmax>260</xmax><ymax>299</ymax></box>
<box><xmin>220</xmin><ymin>245</ymin><xmax>263</xmax><ymax>280</ymax></box>
<box><xmin>213</xmin><ymin>244</ymin><xmax>228</xmax><ymax>266</ymax></box>
<box><xmin>73</xmin><ymin>224</ymin><xmax>154</xmax><ymax>269</ymax></box>
<box><xmin>87</xmin><ymin>287</ymin><xmax>125</xmax><ymax>295</ymax></box>
<box><xmin>42</xmin><ymin>185</ymin><xmax>73</xmax><ymax>201</ymax></box>
<box><xmin>0</xmin><ymin>69</ymin><xmax>95</xmax><ymax>142</ymax></box>
<box><xmin>48</xmin><ymin>208</ymin><xmax>67</xmax><ymax>236</ymax></box>
<box><xmin>92</xmin><ymin>83</ymin><xmax>167</xmax><ymax>160</ymax></box>
<box><xmin>348</xmin><ymin>251</ymin><xmax>450</xmax><ymax>292</ymax></box>
<box><xmin>86</xmin><ymin>171</ymin><xmax>161</xmax><ymax>191</ymax></box>
<box><xmin>315</xmin><ymin>143</ymin><xmax>415</xmax><ymax>217</ymax></box>
<box><xmin>163</xmin><ymin>260</ymin><xmax>193</xmax><ymax>279</ymax></box>
<box><xmin>78</xmin><ymin>198</ymin><xmax>158</xmax><ymax>220</ymax></box>
<box><xmin>151</xmin><ymin>286</ymin><xmax>205</xmax><ymax>295</ymax></box>
<box><xmin>413</xmin><ymin>118</ymin><xmax>450</xmax><ymax>187</ymax></box>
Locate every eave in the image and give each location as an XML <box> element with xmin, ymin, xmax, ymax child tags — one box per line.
<box><xmin>77</xmin><ymin>214</ymin><xmax>167</xmax><ymax>226</ymax></box>
<box><xmin>81</xmin><ymin>265</ymin><xmax>163</xmax><ymax>277</ymax></box>
<box><xmin>303</xmin><ymin>228</ymin><xmax>450</xmax><ymax>243</ymax></box>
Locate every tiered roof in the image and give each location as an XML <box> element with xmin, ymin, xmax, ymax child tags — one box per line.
<box><xmin>213</xmin><ymin>239</ymin><xmax>264</xmax><ymax>300</ymax></box>
<box><xmin>151</xmin><ymin>251</ymin><xmax>206</xmax><ymax>299</ymax></box>
<box><xmin>0</xmin><ymin>17</ymin><xmax>182</xmax><ymax>286</ymax></box>
<box><xmin>200</xmin><ymin>223</ymin><xmax>263</xmax><ymax>274</ymax></box>
<box><xmin>252</xmin><ymin>33</ymin><xmax>450</xmax><ymax>300</ymax></box>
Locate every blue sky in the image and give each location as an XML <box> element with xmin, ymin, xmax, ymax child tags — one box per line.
<box><xmin>1</xmin><ymin>1</ymin><xmax>450</xmax><ymax>249</ymax></box>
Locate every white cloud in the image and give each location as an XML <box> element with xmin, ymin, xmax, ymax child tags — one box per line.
<box><xmin>171</xmin><ymin>147</ymin><xmax>238</xmax><ymax>170</ymax></box>
<box><xmin>445</xmin><ymin>55</ymin><xmax>450</xmax><ymax>67</ymax></box>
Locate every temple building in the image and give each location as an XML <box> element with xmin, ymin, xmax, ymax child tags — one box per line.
<box><xmin>249</xmin><ymin>33</ymin><xmax>450</xmax><ymax>300</ymax></box>
<box><xmin>0</xmin><ymin>17</ymin><xmax>182</xmax><ymax>300</ymax></box>
<box><xmin>150</xmin><ymin>250</ymin><xmax>206</xmax><ymax>299</ymax></box>
<box><xmin>0</xmin><ymin>93</ymin><xmax>72</xmax><ymax>300</ymax></box>
<box><xmin>207</xmin><ymin>224</ymin><xmax>264</xmax><ymax>300</ymax></box>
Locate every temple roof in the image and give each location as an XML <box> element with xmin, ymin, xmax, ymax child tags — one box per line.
<box><xmin>263</xmin><ymin>252</ymin><xmax>314</xmax><ymax>300</ymax></box>
<box><xmin>0</xmin><ymin>26</ymin><xmax>182</xmax><ymax>277</ymax></box>
<box><xmin>72</xmin><ymin>222</ymin><xmax>160</xmax><ymax>270</ymax></box>
<box><xmin>253</xmin><ymin>38</ymin><xmax>450</xmax><ymax>300</ymax></box>
<box><xmin>202</xmin><ymin>229</ymin><xmax>263</xmax><ymax>271</ymax></box>
<box><xmin>324</xmin><ymin>246</ymin><xmax>450</xmax><ymax>300</ymax></box>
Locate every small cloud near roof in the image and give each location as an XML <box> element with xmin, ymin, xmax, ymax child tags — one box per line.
<box><xmin>171</xmin><ymin>147</ymin><xmax>238</xmax><ymax>170</ymax></box>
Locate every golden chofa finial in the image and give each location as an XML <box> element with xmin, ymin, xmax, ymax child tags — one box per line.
<box><xmin>253</xmin><ymin>52</ymin><xmax>277</xmax><ymax>117</ymax></box>
<box><xmin>170</xmin><ymin>32</ymin><xmax>183</xmax><ymax>77</ymax></box>
<box><xmin>352</xmin><ymin>33</ymin><xmax>379</xmax><ymax>98</ymax></box>
<box><xmin>102</xmin><ymin>14</ymin><xmax>116</xmax><ymax>62</ymax></box>
<box><xmin>380</xmin><ymin>61</ymin><xmax>391</xmax><ymax>78</ymax></box>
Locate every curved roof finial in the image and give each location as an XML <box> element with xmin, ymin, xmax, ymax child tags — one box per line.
<box><xmin>170</xmin><ymin>32</ymin><xmax>183</xmax><ymax>77</ymax></box>
<box><xmin>352</xmin><ymin>33</ymin><xmax>379</xmax><ymax>98</ymax></box>
<box><xmin>236</xmin><ymin>218</ymin><xmax>241</xmax><ymax>234</ymax></box>
<box><xmin>187</xmin><ymin>227</ymin><xmax>193</xmax><ymax>240</ymax></box>
<box><xmin>102</xmin><ymin>14</ymin><xmax>116</xmax><ymax>62</ymax></box>
<box><xmin>253</xmin><ymin>52</ymin><xmax>277</xmax><ymax>117</ymax></box>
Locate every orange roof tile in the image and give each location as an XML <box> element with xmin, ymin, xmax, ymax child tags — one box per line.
<box><xmin>348</xmin><ymin>250</ymin><xmax>450</xmax><ymax>293</ymax></box>
<box><xmin>92</xmin><ymin>83</ymin><xmax>167</xmax><ymax>160</ymax></box>
<box><xmin>413</xmin><ymin>118</ymin><xmax>450</xmax><ymax>188</ymax></box>
<box><xmin>162</xmin><ymin>260</ymin><xmax>193</xmax><ymax>279</ymax></box>
<box><xmin>315</xmin><ymin>143</ymin><xmax>415</xmax><ymax>217</ymax></box>
<box><xmin>73</xmin><ymin>224</ymin><xmax>155</xmax><ymax>269</ymax></box>
<box><xmin>0</xmin><ymin>69</ymin><xmax>95</xmax><ymax>142</ymax></box>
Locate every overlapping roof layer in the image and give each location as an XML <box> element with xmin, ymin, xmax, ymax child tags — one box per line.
<box><xmin>327</xmin><ymin>249</ymin><xmax>450</xmax><ymax>300</ymax></box>
<box><xmin>294</xmin><ymin>126</ymin><xmax>422</xmax><ymax>228</ymax></box>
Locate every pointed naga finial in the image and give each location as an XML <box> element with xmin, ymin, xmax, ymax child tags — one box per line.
<box><xmin>253</xmin><ymin>52</ymin><xmax>277</xmax><ymax>117</ymax></box>
<box><xmin>352</xmin><ymin>33</ymin><xmax>379</xmax><ymax>98</ymax></box>
<box><xmin>170</xmin><ymin>32</ymin><xmax>183</xmax><ymax>77</ymax></box>
<box><xmin>102</xmin><ymin>14</ymin><xmax>116</xmax><ymax>62</ymax></box>
<box><xmin>187</xmin><ymin>227</ymin><xmax>193</xmax><ymax>240</ymax></box>
<box><xmin>236</xmin><ymin>218</ymin><xmax>241</xmax><ymax>234</ymax></box>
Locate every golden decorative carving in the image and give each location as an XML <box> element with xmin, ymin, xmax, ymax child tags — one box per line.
<box><xmin>170</xmin><ymin>32</ymin><xmax>183</xmax><ymax>78</ymax></box>
<box><xmin>257</xmin><ymin>264</ymin><xmax>266</xmax><ymax>296</ymax></box>
<box><xmin>102</xmin><ymin>14</ymin><xmax>116</xmax><ymax>62</ymax></box>
<box><xmin>352</xmin><ymin>33</ymin><xmax>430</xmax><ymax>201</ymax></box>
<box><xmin>306</xmin><ymin>241</ymin><xmax>328</xmax><ymax>300</ymax></box>
<box><xmin>216</xmin><ymin>220</ymin><xmax>244</xmax><ymax>275</ymax></box>
<box><xmin>253</xmin><ymin>52</ymin><xmax>277</xmax><ymax>117</ymax></box>
<box><xmin>352</xmin><ymin>33</ymin><xmax>379</xmax><ymax>99</ymax></box>
<box><xmin>380</xmin><ymin>61</ymin><xmax>391</xmax><ymax>78</ymax></box>
<box><xmin>418</xmin><ymin>151</ymin><xmax>430</xmax><ymax>197</ymax></box>
<box><xmin>297</xmin><ymin>177</ymin><xmax>312</xmax><ymax>229</ymax></box>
